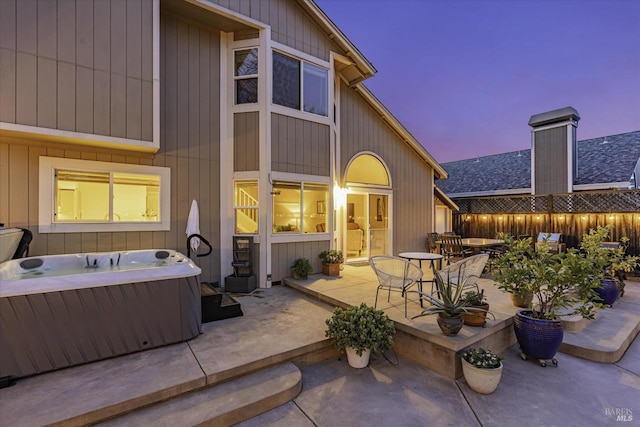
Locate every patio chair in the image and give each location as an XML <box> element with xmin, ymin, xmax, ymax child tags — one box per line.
<box><xmin>425</xmin><ymin>232</ymin><xmax>439</xmax><ymax>253</ymax></box>
<box><xmin>369</xmin><ymin>255</ymin><xmax>423</xmax><ymax>318</ymax></box>
<box><xmin>440</xmin><ymin>235</ymin><xmax>472</xmax><ymax>265</ymax></box>
<box><xmin>434</xmin><ymin>254</ymin><xmax>489</xmax><ymax>296</ymax></box>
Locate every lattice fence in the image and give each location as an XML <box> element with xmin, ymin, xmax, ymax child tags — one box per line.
<box><xmin>552</xmin><ymin>191</ymin><xmax>640</xmax><ymax>213</ymax></box>
<box><xmin>455</xmin><ymin>189</ymin><xmax>640</xmax><ymax>214</ymax></box>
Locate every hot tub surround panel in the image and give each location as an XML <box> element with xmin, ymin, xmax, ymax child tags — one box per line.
<box><xmin>0</xmin><ymin>250</ymin><xmax>202</xmax><ymax>380</ymax></box>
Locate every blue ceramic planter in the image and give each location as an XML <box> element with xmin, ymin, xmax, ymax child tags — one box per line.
<box><xmin>595</xmin><ymin>279</ymin><xmax>620</xmax><ymax>306</ymax></box>
<box><xmin>513</xmin><ymin>310</ymin><xmax>563</xmax><ymax>361</ymax></box>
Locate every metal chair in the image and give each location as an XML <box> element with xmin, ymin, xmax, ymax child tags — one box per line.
<box><xmin>435</xmin><ymin>254</ymin><xmax>489</xmax><ymax>296</ymax></box>
<box><xmin>369</xmin><ymin>255</ymin><xmax>423</xmax><ymax>318</ymax></box>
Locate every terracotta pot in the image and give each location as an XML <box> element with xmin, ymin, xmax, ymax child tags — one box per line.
<box><xmin>345</xmin><ymin>347</ymin><xmax>371</xmax><ymax>368</ymax></box>
<box><xmin>322</xmin><ymin>263</ymin><xmax>341</xmax><ymax>276</ymax></box>
<box><xmin>462</xmin><ymin>304</ymin><xmax>490</xmax><ymax>326</ymax></box>
<box><xmin>510</xmin><ymin>292</ymin><xmax>533</xmax><ymax>308</ymax></box>
<box><xmin>461</xmin><ymin>359</ymin><xmax>503</xmax><ymax>394</ymax></box>
<box><xmin>437</xmin><ymin>314</ymin><xmax>464</xmax><ymax>336</ymax></box>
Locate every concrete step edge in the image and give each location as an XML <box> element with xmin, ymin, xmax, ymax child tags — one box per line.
<box><xmin>97</xmin><ymin>362</ymin><xmax>302</xmax><ymax>427</ymax></box>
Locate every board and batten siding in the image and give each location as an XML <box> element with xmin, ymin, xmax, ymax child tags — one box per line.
<box><xmin>234</xmin><ymin>112</ymin><xmax>259</xmax><ymax>171</ymax></box>
<box><xmin>0</xmin><ymin>0</ymin><xmax>154</xmax><ymax>141</ymax></box>
<box><xmin>339</xmin><ymin>81</ymin><xmax>435</xmax><ymax>254</ymax></box>
<box><xmin>271</xmin><ymin>241</ymin><xmax>329</xmax><ymax>282</ymax></box>
<box><xmin>533</xmin><ymin>127</ymin><xmax>568</xmax><ymax>195</ymax></box>
<box><xmin>208</xmin><ymin>0</ymin><xmax>336</xmax><ymax>62</ymax></box>
<box><xmin>0</xmin><ymin>10</ymin><xmax>223</xmax><ymax>285</ymax></box>
<box><xmin>271</xmin><ymin>113</ymin><xmax>330</xmax><ymax>175</ymax></box>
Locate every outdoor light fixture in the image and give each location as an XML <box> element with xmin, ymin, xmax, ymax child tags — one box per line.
<box><xmin>333</xmin><ymin>185</ymin><xmax>348</xmax><ymax>209</ymax></box>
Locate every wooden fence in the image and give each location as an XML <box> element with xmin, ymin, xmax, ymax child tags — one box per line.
<box><xmin>451</xmin><ymin>190</ymin><xmax>640</xmax><ymax>256</ymax></box>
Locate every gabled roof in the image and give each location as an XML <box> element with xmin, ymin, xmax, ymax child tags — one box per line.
<box><xmin>436</xmin><ymin>130</ymin><xmax>640</xmax><ymax>196</ymax></box>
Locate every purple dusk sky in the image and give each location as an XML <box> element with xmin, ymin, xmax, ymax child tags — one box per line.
<box><xmin>314</xmin><ymin>0</ymin><xmax>640</xmax><ymax>163</ymax></box>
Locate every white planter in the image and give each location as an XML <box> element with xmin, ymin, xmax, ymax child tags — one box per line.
<box><xmin>345</xmin><ymin>347</ymin><xmax>371</xmax><ymax>368</ymax></box>
<box><xmin>461</xmin><ymin>359</ymin><xmax>503</xmax><ymax>394</ymax></box>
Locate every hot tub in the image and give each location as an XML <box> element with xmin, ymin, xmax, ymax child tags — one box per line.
<box><xmin>0</xmin><ymin>249</ymin><xmax>202</xmax><ymax>381</ymax></box>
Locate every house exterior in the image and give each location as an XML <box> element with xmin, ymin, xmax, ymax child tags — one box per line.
<box><xmin>436</xmin><ymin>107</ymin><xmax>640</xmax><ymax>253</ymax></box>
<box><xmin>0</xmin><ymin>0</ymin><xmax>446</xmax><ymax>287</ymax></box>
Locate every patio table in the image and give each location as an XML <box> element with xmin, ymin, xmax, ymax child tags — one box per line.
<box><xmin>460</xmin><ymin>238</ymin><xmax>504</xmax><ymax>254</ymax></box>
<box><xmin>398</xmin><ymin>252</ymin><xmax>444</xmax><ymax>302</ymax></box>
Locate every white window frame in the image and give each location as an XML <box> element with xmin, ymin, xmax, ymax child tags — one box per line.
<box><xmin>38</xmin><ymin>157</ymin><xmax>171</xmax><ymax>233</ymax></box>
<box><xmin>271</xmin><ymin>178</ymin><xmax>329</xmax><ymax>237</ymax></box>
<box><xmin>271</xmin><ymin>49</ymin><xmax>329</xmax><ymax>118</ymax></box>
<box><xmin>234</xmin><ymin>47</ymin><xmax>259</xmax><ymax>105</ymax></box>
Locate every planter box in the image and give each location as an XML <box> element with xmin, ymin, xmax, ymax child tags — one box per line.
<box><xmin>225</xmin><ymin>274</ymin><xmax>256</xmax><ymax>293</ymax></box>
<box><xmin>322</xmin><ymin>263</ymin><xmax>341</xmax><ymax>276</ymax></box>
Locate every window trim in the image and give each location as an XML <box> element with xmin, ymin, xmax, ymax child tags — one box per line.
<box><xmin>234</xmin><ymin>47</ymin><xmax>259</xmax><ymax>105</ymax></box>
<box><xmin>271</xmin><ymin>49</ymin><xmax>329</xmax><ymax>118</ymax></box>
<box><xmin>271</xmin><ymin>179</ymin><xmax>329</xmax><ymax>236</ymax></box>
<box><xmin>38</xmin><ymin>156</ymin><xmax>171</xmax><ymax>233</ymax></box>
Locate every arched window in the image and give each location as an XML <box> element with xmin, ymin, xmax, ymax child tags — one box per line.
<box><xmin>345</xmin><ymin>154</ymin><xmax>390</xmax><ymax>186</ymax></box>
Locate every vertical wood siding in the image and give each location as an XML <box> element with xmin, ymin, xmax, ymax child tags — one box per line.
<box><xmin>0</xmin><ymin>0</ymin><xmax>154</xmax><ymax>141</ymax></box>
<box><xmin>234</xmin><ymin>112</ymin><xmax>259</xmax><ymax>171</ymax></box>
<box><xmin>339</xmin><ymin>81</ymin><xmax>435</xmax><ymax>254</ymax></box>
<box><xmin>271</xmin><ymin>240</ymin><xmax>329</xmax><ymax>283</ymax></box>
<box><xmin>208</xmin><ymin>0</ymin><xmax>334</xmax><ymax>61</ymax></box>
<box><xmin>534</xmin><ymin>127</ymin><xmax>568</xmax><ymax>194</ymax></box>
<box><xmin>271</xmin><ymin>113</ymin><xmax>330</xmax><ymax>175</ymax></box>
<box><xmin>0</xmin><ymin>11</ymin><xmax>223</xmax><ymax>285</ymax></box>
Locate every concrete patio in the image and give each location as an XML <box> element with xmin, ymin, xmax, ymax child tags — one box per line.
<box><xmin>0</xmin><ymin>264</ymin><xmax>638</xmax><ymax>426</ymax></box>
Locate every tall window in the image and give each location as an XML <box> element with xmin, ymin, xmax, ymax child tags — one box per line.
<box><xmin>272</xmin><ymin>181</ymin><xmax>328</xmax><ymax>234</ymax></box>
<box><xmin>272</xmin><ymin>52</ymin><xmax>328</xmax><ymax>117</ymax></box>
<box><xmin>234</xmin><ymin>180</ymin><xmax>259</xmax><ymax>234</ymax></box>
<box><xmin>39</xmin><ymin>157</ymin><xmax>170</xmax><ymax>233</ymax></box>
<box><xmin>235</xmin><ymin>48</ymin><xmax>258</xmax><ymax>104</ymax></box>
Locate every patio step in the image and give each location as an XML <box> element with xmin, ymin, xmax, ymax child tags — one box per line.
<box><xmin>97</xmin><ymin>362</ymin><xmax>302</xmax><ymax>426</ymax></box>
<box><xmin>201</xmin><ymin>282</ymin><xmax>244</xmax><ymax>322</ymax></box>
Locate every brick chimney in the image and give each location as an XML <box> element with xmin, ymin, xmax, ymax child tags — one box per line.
<box><xmin>528</xmin><ymin>107</ymin><xmax>580</xmax><ymax>195</ymax></box>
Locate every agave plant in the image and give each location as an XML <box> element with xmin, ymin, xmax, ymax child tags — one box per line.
<box><xmin>412</xmin><ymin>268</ymin><xmax>488</xmax><ymax>319</ymax></box>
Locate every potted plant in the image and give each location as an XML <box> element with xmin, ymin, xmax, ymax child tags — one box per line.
<box><xmin>319</xmin><ymin>249</ymin><xmax>344</xmax><ymax>276</ymax></box>
<box><xmin>493</xmin><ymin>235</ymin><xmax>534</xmax><ymax>308</ymax></box>
<box><xmin>291</xmin><ymin>257</ymin><xmax>313</xmax><ymax>280</ymax></box>
<box><xmin>461</xmin><ymin>289</ymin><xmax>493</xmax><ymax>327</ymax></box>
<box><xmin>325</xmin><ymin>303</ymin><xmax>396</xmax><ymax>368</ymax></box>
<box><xmin>412</xmin><ymin>269</ymin><xmax>487</xmax><ymax>336</ymax></box>
<box><xmin>494</xmin><ymin>234</ymin><xmax>600</xmax><ymax>366</ymax></box>
<box><xmin>580</xmin><ymin>225</ymin><xmax>639</xmax><ymax>306</ymax></box>
<box><xmin>458</xmin><ymin>348</ymin><xmax>503</xmax><ymax>394</ymax></box>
